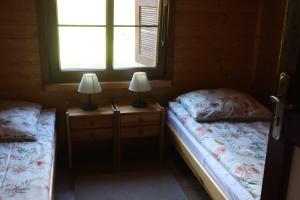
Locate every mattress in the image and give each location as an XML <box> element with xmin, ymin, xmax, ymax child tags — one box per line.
<box><xmin>168</xmin><ymin>102</ymin><xmax>270</xmax><ymax>200</ymax></box>
<box><xmin>0</xmin><ymin>109</ymin><xmax>56</xmax><ymax>200</ymax></box>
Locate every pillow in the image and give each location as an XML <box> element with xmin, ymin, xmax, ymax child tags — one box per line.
<box><xmin>176</xmin><ymin>88</ymin><xmax>272</xmax><ymax>122</ymax></box>
<box><xmin>0</xmin><ymin>101</ymin><xmax>42</xmax><ymax>142</ymax></box>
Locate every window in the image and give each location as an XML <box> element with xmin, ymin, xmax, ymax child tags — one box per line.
<box><xmin>41</xmin><ymin>0</ymin><xmax>169</xmax><ymax>83</ymax></box>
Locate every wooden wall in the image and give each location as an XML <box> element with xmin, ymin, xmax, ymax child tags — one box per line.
<box><xmin>173</xmin><ymin>0</ymin><xmax>260</xmax><ymax>90</ymax></box>
<box><xmin>0</xmin><ymin>0</ymin><xmax>263</xmax><ymax>99</ymax></box>
<box><xmin>0</xmin><ymin>0</ymin><xmax>286</xmax><ymax>161</ymax></box>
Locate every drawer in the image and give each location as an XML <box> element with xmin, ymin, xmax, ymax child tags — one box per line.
<box><xmin>121</xmin><ymin>113</ymin><xmax>160</xmax><ymax>126</ymax></box>
<box><xmin>70</xmin><ymin>116</ymin><xmax>113</xmax><ymax>130</ymax></box>
<box><xmin>71</xmin><ymin>129</ymin><xmax>113</xmax><ymax>141</ymax></box>
<box><xmin>121</xmin><ymin>125</ymin><xmax>160</xmax><ymax>138</ymax></box>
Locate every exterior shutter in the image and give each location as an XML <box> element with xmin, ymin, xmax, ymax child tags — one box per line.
<box><xmin>135</xmin><ymin>0</ymin><xmax>158</xmax><ymax>66</ymax></box>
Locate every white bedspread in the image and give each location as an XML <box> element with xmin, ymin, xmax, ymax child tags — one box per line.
<box><xmin>169</xmin><ymin>102</ymin><xmax>270</xmax><ymax>200</ymax></box>
<box><xmin>0</xmin><ymin>109</ymin><xmax>55</xmax><ymax>200</ymax></box>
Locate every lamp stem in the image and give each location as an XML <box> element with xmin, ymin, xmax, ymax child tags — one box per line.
<box><xmin>88</xmin><ymin>94</ymin><xmax>91</xmax><ymax>105</ymax></box>
<box><xmin>132</xmin><ymin>92</ymin><xmax>146</xmax><ymax>108</ymax></box>
<box><xmin>138</xmin><ymin>92</ymin><xmax>142</xmax><ymax>104</ymax></box>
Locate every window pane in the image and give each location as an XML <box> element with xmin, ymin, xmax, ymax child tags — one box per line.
<box><xmin>57</xmin><ymin>0</ymin><xmax>106</xmax><ymax>25</ymax></box>
<box><xmin>58</xmin><ymin>27</ymin><xmax>106</xmax><ymax>70</ymax></box>
<box><xmin>113</xmin><ymin>27</ymin><xmax>157</xmax><ymax>69</ymax></box>
<box><xmin>114</xmin><ymin>0</ymin><xmax>159</xmax><ymax>25</ymax></box>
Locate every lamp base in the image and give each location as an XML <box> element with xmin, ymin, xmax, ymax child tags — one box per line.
<box><xmin>81</xmin><ymin>103</ymin><xmax>98</xmax><ymax>111</ymax></box>
<box><xmin>132</xmin><ymin>100</ymin><xmax>147</xmax><ymax>108</ymax></box>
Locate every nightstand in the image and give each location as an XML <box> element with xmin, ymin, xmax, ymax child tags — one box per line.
<box><xmin>66</xmin><ymin>104</ymin><xmax>116</xmax><ymax>168</ymax></box>
<box><xmin>114</xmin><ymin>101</ymin><xmax>165</xmax><ymax>163</ymax></box>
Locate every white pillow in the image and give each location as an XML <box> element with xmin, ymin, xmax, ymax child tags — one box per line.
<box><xmin>176</xmin><ymin>88</ymin><xmax>272</xmax><ymax>122</ymax></box>
<box><xmin>0</xmin><ymin>101</ymin><xmax>42</xmax><ymax>142</ymax></box>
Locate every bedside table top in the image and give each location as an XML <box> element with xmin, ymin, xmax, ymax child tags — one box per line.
<box><xmin>67</xmin><ymin>104</ymin><xmax>114</xmax><ymax>117</ymax></box>
<box><xmin>114</xmin><ymin>101</ymin><xmax>162</xmax><ymax>114</ymax></box>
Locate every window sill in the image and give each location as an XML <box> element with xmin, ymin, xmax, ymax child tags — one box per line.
<box><xmin>45</xmin><ymin>80</ymin><xmax>172</xmax><ymax>92</ymax></box>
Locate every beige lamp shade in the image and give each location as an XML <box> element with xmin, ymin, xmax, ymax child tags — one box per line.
<box><xmin>78</xmin><ymin>73</ymin><xmax>102</xmax><ymax>94</ymax></box>
<box><xmin>129</xmin><ymin>72</ymin><xmax>151</xmax><ymax>92</ymax></box>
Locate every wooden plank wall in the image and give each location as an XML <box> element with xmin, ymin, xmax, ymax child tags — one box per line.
<box><xmin>173</xmin><ymin>0</ymin><xmax>260</xmax><ymax>90</ymax></box>
<box><xmin>0</xmin><ymin>0</ymin><xmax>286</xmax><ymax>161</ymax></box>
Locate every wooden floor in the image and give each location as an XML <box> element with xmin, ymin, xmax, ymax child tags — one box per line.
<box><xmin>54</xmin><ymin>154</ymin><xmax>211</xmax><ymax>200</ymax></box>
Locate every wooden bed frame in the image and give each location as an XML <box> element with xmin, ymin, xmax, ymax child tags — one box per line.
<box><xmin>166</xmin><ymin>122</ymin><xmax>229</xmax><ymax>200</ymax></box>
<box><xmin>49</xmin><ymin>130</ymin><xmax>56</xmax><ymax>200</ymax></box>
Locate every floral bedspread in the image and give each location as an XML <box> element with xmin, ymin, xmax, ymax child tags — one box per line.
<box><xmin>0</xmin><ymin>110</ymin><xmax>55</xmax><ymax>200</ymax></box>
<box><xmin>169</xmin><ymin>102</ymin><xmax>270</xmax><ymax>199</ymax></box>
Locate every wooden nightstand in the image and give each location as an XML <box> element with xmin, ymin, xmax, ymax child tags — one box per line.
<box><xmin>66</xmin><ymin>104</ymin><xmax>116</xmax><ymax>168</ymax></box>
<box><xmin>114</xmin><ymin>101</ymin><xmax>165</xmax><ymax>163</ymax></box>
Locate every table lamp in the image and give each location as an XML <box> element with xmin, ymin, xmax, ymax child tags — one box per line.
<box><xmin>129</xmin><ymin>72</ymin><xmax>151</xmax><ymax>108</ymax></box>
<box><xmin>78</xmin><ymin>73</ymin><xmax>102</xmax><ymax>111</ymax></box>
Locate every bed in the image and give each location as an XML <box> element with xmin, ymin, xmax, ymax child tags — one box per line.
<box><xmin>167</xmin><ymin>89</ymin><xmax>271</xmax><ymax>200</ymax></box>
<box><xmin>0</xmin><ymin>107</ymin><xmax>56</xmax><ymax>200</ymax></box>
